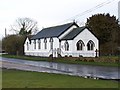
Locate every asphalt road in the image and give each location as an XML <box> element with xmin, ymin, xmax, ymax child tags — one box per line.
<box><xmin>1</xmin><ymin>57</ymin><xmax>120</xmax><ymax>79</ymax></box>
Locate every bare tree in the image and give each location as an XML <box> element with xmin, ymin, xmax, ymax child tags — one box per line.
<box><xmin>11</xmin><ymin>17</ymin><xmax>38</xmax><ymax>35</ymax></box>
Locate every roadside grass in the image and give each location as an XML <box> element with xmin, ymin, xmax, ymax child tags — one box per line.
<box><xmin>1</xmin><ymin>54</ymin><xmax>119</xmax><ymax>67</ymax></box>
<box><xmin>2</xmin><ymin>69</ymin><xmax>119</xmax><ymax>88</ymax></box>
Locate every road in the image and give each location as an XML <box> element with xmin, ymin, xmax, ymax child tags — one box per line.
<box><xmin>1</xmin><ymin>60</ymin><xmax>71</xmax><ymax>75</ymax></box>
<box><xmin>1</xmin><ymin>57</ymin><xmax>120</xmax><ymax>79</ymax></box>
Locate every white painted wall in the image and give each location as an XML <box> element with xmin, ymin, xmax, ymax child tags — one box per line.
<box><xmin>73</xmin><ymin>28</ymin><xmax>99</xmax><ymax>57</ymax></box>
<box><xmin>24</xmin><ymin>23</ymin><xmax>78</xmax><ymax>57</ymax></box>
<box><xmin>24</xmin><ymin>37</ymin><xmax>60</xmax><ymax>57</ymax></box>
<box><xmin>24</xmin><ymin>37</ymin><xmax>30</xmax><ymax>52</ymax></box>
<box><xmin>60</xmin><ymin>40</ymin><xmax>73</xmax><ymax>56</ymax></box>
<box><xmin>24</xmin><ymin>28</ymin><xmax>99</xmax><ymax>57</ymax></box>
<box><xmin>60</xmin><ymin>28</ymin><xmax>99</xmax><ymax>57</ymax></box>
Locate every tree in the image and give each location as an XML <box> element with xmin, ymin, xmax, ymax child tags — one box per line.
<box><xmin>86</xmin><ymin>13</ymin><xmax>120</xmax><ymax>56</ymax></box>
<box><xmin>2</xmin><ymin>17</ymin><xmax>39</xmax><ymax>55</ymax></box>
<box><xmin>11</xmin><ymin>17</ymin><xmax>38</xmax><ymax>35</ymax></box>
<box><xmin>2</xmin><ymin>35</ymin><xmax>26</xmax><ymax>55</ymax></box>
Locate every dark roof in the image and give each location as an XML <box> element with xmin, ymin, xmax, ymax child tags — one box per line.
<box><xmin>61</xmin><ymin>27</ymin><xmax>86</xmax><ymax>40</ymax></box>
<box><xmin>31</xmin><ymin>22</ymin><xmax>79</xmax><ymax>39</ymax></box>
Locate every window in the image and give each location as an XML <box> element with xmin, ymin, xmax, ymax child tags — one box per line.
<box><xmin>76</xmin><ymin>40</ymin><xmax>85</xmax><ymax>51</ymax></box>
<box><xmin>29</xmin><ymin>40</ymin><xmax>31</xmax><ymax>44</ymax></box>
<box><xmin>44</xmin><ymin>38</ymin><xmax>47</xmax><ymax>49</ymax></box>
<box><xmin>34</xmin><ymin>40</ymin><xmax>36</xmax><ymax>49</ymax></box>
<box><xmin>38</xmin><ymin>39</ymin><xmax>41</xmax><ymax>49</ymax></box>
<box><xmin>87</xmin><ymin>40</ymin><xmax>95</xmax><ymax>51</ymax></box>
<box><xmin>27</xmin><ymin>42</ymin><xmax>29</xmax><ymax>50</ymax></box>
<box><xmin>50</xmin><ymin>38</ymin><xmax>53</xmax><ymax>49</ymax></box>
<box><xmin>64</xmin><ymin>41</ymin><xmax>69</xmax><ymax>51</ymax></box>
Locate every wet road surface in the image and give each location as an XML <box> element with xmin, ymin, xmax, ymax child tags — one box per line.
<box><xmin>1</xmin><ymin>57</ymin><xmax>119</xmax><ymax>79</ymax></box>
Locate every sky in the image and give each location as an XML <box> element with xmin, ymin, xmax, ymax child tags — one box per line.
<box><xmin>0</xmin><ymin>0</ymin><xmax>119</xmax><ymax>39</ymax></box>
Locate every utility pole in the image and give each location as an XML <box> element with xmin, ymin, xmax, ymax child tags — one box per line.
<box><xmin>5</xmin><ymin>28</ymin><xmax>7</xmax><ymax>37</ymax></box>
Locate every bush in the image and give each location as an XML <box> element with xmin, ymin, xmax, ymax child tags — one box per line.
<box><xmin>2</xmin><ymin>35</ymin><xmax>26</xmax><ymax>55</ymax></box>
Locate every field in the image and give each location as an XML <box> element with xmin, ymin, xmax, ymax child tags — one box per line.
<box><xmin>2</xmin><ymin>69</ymin><xmax>119</xmax><ymax>88</ymax></box>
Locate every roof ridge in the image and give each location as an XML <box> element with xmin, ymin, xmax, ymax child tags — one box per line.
<box><xmin>31</xmin><ymin>22</ymin><xmax>77</xmax><ymax>40</ymax></box>
<box><xmin>42</xmin><ymin>22</ymin><xmax>74</xmax><ymax>29</ymax></box>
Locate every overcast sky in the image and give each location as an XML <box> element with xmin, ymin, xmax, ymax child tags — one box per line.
<box><xmin>0</xmin><ymin>0</ymin><xmax>119</xmax><ymax>39</ymax></box>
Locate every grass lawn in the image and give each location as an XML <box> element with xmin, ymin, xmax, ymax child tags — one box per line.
<box><xmin>1</xmin><ymin>54</ymin><xmax>119</xmax><ymax>67</ymax></box>
<box><xmin>2</xmin><ymin>69</ymin><xmax>119</xmax><ymax>88</ymax></box>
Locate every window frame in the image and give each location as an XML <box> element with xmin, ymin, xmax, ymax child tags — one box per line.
<box><xmin>33</xmin><ymin>40</ymin><xmax>36</xmax><ymax>49</ymax></box>
<box><xmin>87</xmin><ymin>40</ymin><xmax>95</xmax><ymax>51</ymax></box>
<box><xmin>27</xmin><ymin>42</ymin><xmax>29</xmax><ymax>50</ymax></box>
<box><xmin>64</xmin><ymin>41</ymin><xmax>69</xmax><ymax>51</ymax></box>
<box><xmin>38</xmin><ymin>39</ymin><xmax>41</xmax><ymax>49</ymax></box>
<box><xmin>76</xmin><ymin>40</ymin><xmax>85</xmax><ymax>51</ymax></box>
<box><xmin>44</xmin><ymin>38</ymin><xmax>47</xmax><ymax>49</ymax></box>
<box><xmin>49</xmin><ymin>38</ymin><xmax>53</xmax><ymax>49</ymax></box>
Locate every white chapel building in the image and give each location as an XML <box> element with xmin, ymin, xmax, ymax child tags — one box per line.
<box><xmin>24</xmin><ymin>22</ymin><xmax>99</xmax><ymax>57</ymax></box>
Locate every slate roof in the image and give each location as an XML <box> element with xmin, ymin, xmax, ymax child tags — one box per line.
<box><xmin>61</xmin><ymin>27</ymin><xmax>86</xmax><ymax>40</ymax></box>
<box><xmin>31</xmin><ymin>22</ymin><xmax>78</xmax><ymax>40</ymax></box>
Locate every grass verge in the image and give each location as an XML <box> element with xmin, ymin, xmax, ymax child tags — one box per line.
<box><xmin>1</xmin><ymin>54</ymin><xmax>119</xmax><ymax>67</ymax></box>
<box><xmin>2</xmin><ymin>69</ymin><xmax>119</xmax><ymax>88</ymax></box>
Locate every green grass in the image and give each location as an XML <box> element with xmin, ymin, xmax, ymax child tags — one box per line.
<box><xmin>2</xmin><ymin>69</ymin><xmax>119</xmax><ymax>88</ymax></box>
<box><xmin>1</xmin><ymin>54</ymin><xmax>119</xmax><ymax>67</ymax></box>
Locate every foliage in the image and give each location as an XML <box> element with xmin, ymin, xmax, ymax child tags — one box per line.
<box><xmin>2</xmin><ymin>35</ymin><xmax>26</xmax><ymax>55</ymax></box>
<box><xmin>3</xmin><ymin>69</ymin><xmax>118</xmax><ymax>88</ymax></box>
<box><xmin>2</xmin><ymin>17</ymin><xmax>38</xmax><ymax>55</ymax></box>
<box><xmin>11</xmin><ymin>17</ymin><xmax>38</xmax><ymax>35</ymax></box>
<box><xmin>86</xmin><ymin>13</ymin><xmax>120</xmax><ymax>55</ymax></box>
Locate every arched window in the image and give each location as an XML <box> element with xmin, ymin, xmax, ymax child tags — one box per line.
<box><xmin>64</xmin><ymin>41</ymin><xmax>69</xmax><ymax>51</ymax></box>
<box><xmin>44</xmin><ymin>38</ymin><xmax>47</xmax><ymax>49</ymax></box>
<box><xmin>29</xmin><ymin>40</ymin><xmax>31</xmax><ymax>44</ymax></box>
<box><xmin>50</xmin><ymin>38</ymin><xmax>53</xmax><ymax>49</ymax></box>
<box><xmin>34</xmin><ymin>40</ymin><xmax>36</xmax><ymax>49</ymax></box>
<box><xmin>76</xmin><ymin>40</ymin><xmax>85</xmax><ymax>51</ymax></box>
<box><xmin>27</xmin><ymin>42</ymin><xmax>29</xmax><ymax>50</ymax></box>
<box><xmin>87</xmin><ymin>40</ymin><xmax>95</xmax><ymax>51</ymax></box>
<box><xmin>38</xmin><ymin>39</ymin><xmax>41</xmax><ymax>49</ymax></box>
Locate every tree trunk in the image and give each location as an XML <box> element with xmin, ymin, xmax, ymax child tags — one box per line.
<box><xmin>16</xmin><ymin>50</ymin><xmax>19</xmax><ymax>56</ymax></box>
